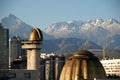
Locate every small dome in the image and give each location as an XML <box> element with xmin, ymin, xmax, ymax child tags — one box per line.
<box><xmin>29</xmin><ymin>28</ymin><xmax>43</xmax><ymax>41</ymax></box>
<box><xmin>60</xmin><ymin>50</ymin><xmax>106</xmax><ymax>80</ymax></box>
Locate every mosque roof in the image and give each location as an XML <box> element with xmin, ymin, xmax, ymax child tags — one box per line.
<box><xmin>60</xmin><ymin>50</ymin><xmax>106</xmax><ymax>80</ymax></box>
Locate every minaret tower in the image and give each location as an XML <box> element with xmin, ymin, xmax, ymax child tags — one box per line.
<box><xmin>22</xmin><ymin>28</ymin><xmax>43</xmax><ymax>70</ymax></box>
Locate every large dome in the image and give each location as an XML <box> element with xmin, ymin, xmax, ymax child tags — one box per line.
<box><xmin>60</xmin><ymin>50</ymin><xmax>106</xmax><ymax>80</ymax></box>
<box><xmin>29</xmin><ymin>28</ymin><xmax>43</xmax><ymax>41</ymax></box>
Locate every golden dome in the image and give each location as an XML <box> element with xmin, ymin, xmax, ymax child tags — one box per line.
<box><xmin>29</xmin><ymin>28</ymin><xmax>43</xmax><ymax>41</ymax></box>
<box><xmin>60</xmin><ymin>50</ymin><xmax>106</xmax><ymax>80</ymax></box>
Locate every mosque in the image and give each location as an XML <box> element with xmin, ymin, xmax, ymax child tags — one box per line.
<box><xmin>0</xmin><ymin>26</ymin><xmax>107</xmax><ymax>80</ymax></box>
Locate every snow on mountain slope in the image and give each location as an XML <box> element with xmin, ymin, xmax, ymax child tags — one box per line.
<box><xmin>1</xmin><ymin>14</ymin><xmax>120</xmax><ymax>50</ymax></box>
<box><xmin>44</xmin><ymin>19</ymin><xmax>120</xmax><ymax>38</ymax></box>
<box><xmin>1</xmin><ymin>14</ymin><xmax>52</xmax><ymax>39</ymax></box>
<box><xmin>44</xmin><ymin>19</ymin><xmax>120</xmax><ymax>49</ymax></box>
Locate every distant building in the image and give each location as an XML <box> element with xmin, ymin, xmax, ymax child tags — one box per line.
<box><xmin>9</xmin><ymin>53</ymin><xmax>65</xmax><ymax>80</ymax></box>
<box><xmin>100</xmin><ymin>59</ymin><xmax>120</xmax><ymax>76</ymax></box>
<box><xmin>11</xmin><ymin>56</ymin><xmax>27</xmax><ymax>69</ymax></box>
<box><xmin>40</xmin><ymin>53</ymin><xmax>65</xmax><ymax>80</ymax></box>
<box><xmin>55</xmin><ymin>54</ymin><xmax>66</xmax><ymax>80</ymax></box>
<box><xmin>39</xmin><ymin>58</ymin><xmax>45</xmax><ymax>80</ymax></box>
<box><xmin>9</xmin><ymin>36</ymin><xmax>23</xmax><ymax>68</ymax></box>
<box><xmin>0</xmin><ymin>24</ymin><xmax>9</xmax><ymax>69</ymax></box>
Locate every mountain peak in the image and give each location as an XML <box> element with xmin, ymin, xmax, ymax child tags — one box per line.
<box><xmin>1</xmin><ymin>14</ymin><xmax>33</xmax><ymax>39</ymax></box>
<box><xmin>8</xmin><ymin>14</ymin><xmax>20</xmax><ymax>20</ymax></box>
<box><xmin>106</xmin><ymin>18</ymin><xmax>120</xmax><ymax>24</ymax></box>
<box><xmin>9</xmin><ymin>14</ymin><xmax>15</xmax><ymax>17</ymax></box>
<box><xmin>67</xmin><ymin>20</ymin><xmax>74</xmax><ymax>24</ymax></box>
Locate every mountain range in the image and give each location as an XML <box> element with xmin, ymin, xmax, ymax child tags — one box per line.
<box><xmin>44</xmin><ymin>19</ymin><xmax>120</xmax><ymax>50</ymax></box>
<box><xmin>1</xmin><ymin>14</ymin><xmax>120</xmax><ymax>55</ymax></box>
<box><xmin>42</xmin><ymin>38</ymin><xmax>101</xmax><ymax>53</ymax></box>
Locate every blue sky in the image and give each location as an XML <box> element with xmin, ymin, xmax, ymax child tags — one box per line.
<box><xmin>0</xmin><ymin>0</ymin><xmax>120</xmax><ymax>30</ymax></box>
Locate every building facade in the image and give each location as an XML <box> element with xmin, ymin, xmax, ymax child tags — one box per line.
<box><xmin>10</xmin><ymin>56</ymin><xmax>27</xmax><ymax>69</ymax></box>
<box><xmin>40</xmin><ymin>53</ymin><xmax>65</xmax><ymax>80</ymax></box>
<box><xmin>100</xmin><ymin>59</ymin><xmax>120</xmax><ymax>76</ymax></box>
<box><xmin>0</xmin><ymin>24</ymin><xmax>9</xmax><ymax>69</ymax></box>
<box><xmin>0</xmin><ymin>69</ymin><xmax>37</xmax><ymax>80</ymax></box>
<box><xmin>9</xmin><ymin>36</ymin><xmax>23</xmax><ymax>68</ymax></box>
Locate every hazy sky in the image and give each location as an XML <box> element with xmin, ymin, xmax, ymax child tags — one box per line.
<box><xmin>0</xmin><ymin>0</ymin><xmax>120</xmax><ymax>30</ymax></box>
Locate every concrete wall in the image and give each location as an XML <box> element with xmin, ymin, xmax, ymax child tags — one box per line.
<box><xmin>0</xmin><ymin>69</ymin><xmax>38</xmax><ymax>80</ymax></box>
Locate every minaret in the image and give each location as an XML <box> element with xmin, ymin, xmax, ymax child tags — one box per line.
<box><xmin>22</xmin><ymin>28</ymin><xmax>43</xmax><ymax>70</ymax></box>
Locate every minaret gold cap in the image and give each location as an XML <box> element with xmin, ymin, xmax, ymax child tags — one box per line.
<box><xmin>29</xmin><ymin>28</ymin><xmax>43</xmax><ymax>41</ymax></box>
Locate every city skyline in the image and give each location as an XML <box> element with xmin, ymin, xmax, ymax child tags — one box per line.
<box><xmin>0</xmin><ymin>0</ymin><xmax>120</xmax><ymax>30</ymax></box>
<box><xmin>0</xmin><ymin>22</ymin><xmax>120</xmax><ymax>79</ymax></box>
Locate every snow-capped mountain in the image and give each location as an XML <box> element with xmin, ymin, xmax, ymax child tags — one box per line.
<box><xmin>1</xmin><ymin>14</ymin><xmax>52</xmax><ymax>39</ymax></box>
<box><xmin>1</xmin><ymin>14</ymin><xmax>120</xmax><ymax>51</ymax></box>
<box><xmin>44</xmin><ymin>19</ymin><xmax>120</xmax><ymax>49</ymax></box>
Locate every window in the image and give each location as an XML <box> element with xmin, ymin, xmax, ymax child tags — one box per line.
<box><xmin>24</xmin><ymin>73</ymin><xmax>31</xmax><ymax>79</ymax></box>
<box><xmin>9</xmin><ymin>73</ymin><xmax>16</xmax><ymax>78</ymax></box>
